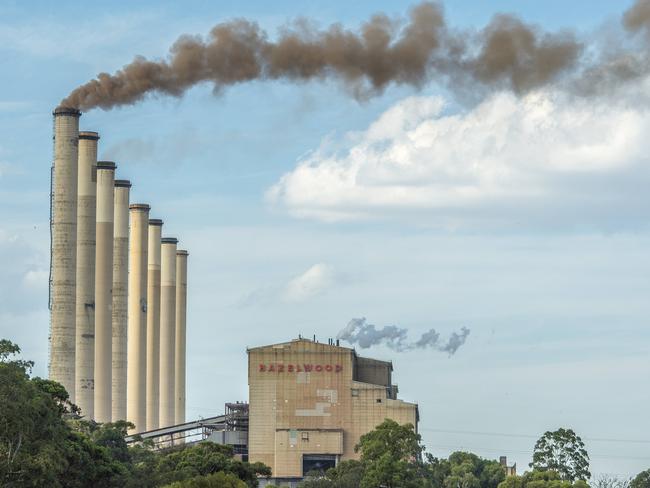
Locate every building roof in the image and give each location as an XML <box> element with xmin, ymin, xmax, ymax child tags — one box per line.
<box><xmin>247</xmin><ymin>337</ymin><xmax>393</xmax><ymax>370</ymax></box>
<box><xmin>247</xmin><ymin>337</ymin><xmax>354</xmax><ymax>353</ymax></box>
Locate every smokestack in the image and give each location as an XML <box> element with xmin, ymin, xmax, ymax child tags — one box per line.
<box><xmin>75</xmin><ymin>130</ymin><xmax>98</xmax><ymax>418</ymax></box>
<box><xmin>159</xmin><ymin>237</ymin><xmax>177</xmax><ymax>428</ymax></box>
<box><xmin>112</xmin><ymin>179</ymin><xmax>131</xmax><ymax>421</ymax></box>
<box><xmin>94</xmin><ymin>161</ymin><xmax>116</xmax><ymax>423</ymax></box>
<box><xmin>174</xmin><ymin>250</ymin><xmax>188</xmax><ymax>425</ymax></box>
<box><xmin>127</xmin><ymin>204</ymin><xmax>150</xmax><ymax>432</ymax></box>
<box><xmin>50</xmin><ymin>106</ymin><xmax>81</xmax><ymax>401</ymax></box>
<box><xmin>146</xmin><ymin>218</ymin><xmax>163</xmax><ymax>431</ymax></box>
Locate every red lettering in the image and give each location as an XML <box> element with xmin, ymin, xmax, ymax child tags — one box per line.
<box><xmin>303</xmin><ymin>364</ymin><xmax>313</xmax><ymax>372</ymax></box>
<box><xmin>259</xmin><ymin>364</ymin><xmax>266</xmax><ymax>372</ymax></box>
<box><xmin>296</xmin><ymin>365</ymin><xmax>302</xmax><ymax>372</ymax></box>
<box><xmin>288</xmin><ymin>365</ymin><xmax>294</xmax><ymax>372</ymax></box>
<box><xmin>278</xmin><ymin>364</ymin><xmax>284</xmax><ymax>373</ymax></box>
<box><xmin>325</xmin><ymin>364</ymin><xmax>333</xmax><ymax>372</ymax></box>
<box><xmin>315</xmin><ymin>365</ymin><xmax>323</xmax><ymax>372</ymax></box>
<box><xmin>269</xmin><ymin>364</ymin><xmax>275</xmax><ymax>372</ymax></box>
<box><xmin>335</xmin><ymin>364</ymin><xmax>342</xmax><ymax>373</ymax></box>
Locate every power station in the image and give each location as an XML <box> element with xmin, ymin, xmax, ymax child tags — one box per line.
<box><xmin>48</xmin><ymin>106</ymin><xmax>418</xmax><ymax>486</ymax></box>
<box><xmin>49</xmin><ymin>107</ymin><xmax>189</xmax><ymax>431</ymax></box>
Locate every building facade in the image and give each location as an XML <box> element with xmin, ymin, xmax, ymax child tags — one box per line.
<box><xmin>248</xmin><ymin>338</ymin><xmax>418</xmax><ymax>482</ymax></box>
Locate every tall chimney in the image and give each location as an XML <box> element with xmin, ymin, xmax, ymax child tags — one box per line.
<box><xmin>94</xmin><ymin>161</ymin><xmax>116</xmax><ymax>423</ymax></box>
<box><xmin>146</xmin><ymin>219</ymin><xmax>163</xmax><ymax>431</ymax></box>
<box><xmin>174</xmin><ymin>250</ymin><xmax>188</xmax><ymax>425</ymax></box>
<box><xmin>159</xmin><ymin>237</ymin><xmax>178</xmax><ymax>427</ymax></box>
<box><xmin>75</xmin><ymin>130</ymin><xmax>98</xmax><ymax>417</ymax></box>
<box><xmin>127</xmin><ymin>204</ymin><xmax>150</xmax><ymax>432</ymax></box>
<box><xmin>50</xmin><ymin>107</ymin><xmax>81</xmax><ymax>401</ymax></box>
<box><xmin>112</xmin><ymin>180</ymin><xmax>131</xmax><ymax>421</ymax></box>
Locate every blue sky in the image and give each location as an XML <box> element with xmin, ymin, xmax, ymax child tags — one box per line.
<box><xmin>1</xmin><ymin>0</ymin><xmax>649</xmax><ymax>478</ymax></box>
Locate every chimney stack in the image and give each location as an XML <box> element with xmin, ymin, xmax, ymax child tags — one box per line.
<box><xmin>159</xmin><ymin>237</ymin><xmax>178</xmax><ymax>427</ymax></box>
<box><xmin>94</xmin><ymin>161</ymin><xmax>116</xmax><ymax>423</ymax></box>
<box><xmin>174</xmin><ymin>250</ymin><xmax>188</xmax><ymax>425</ymax></box>
<box><xmin>75</xmin><ymin>130</ymin><xmax>98</xmax><ymax>417</ymax></box>
<box><xmin>50</xmin><ymin>107</ymin><xmax>81</xmax><ymax>401</ymax></box>
<box><xmin>146</xmin><ymin>219</ymin><xmax>163</xmax><ymax>430</ymax></box>
<box><xmin>127</xmin><ymin>204</ymin><xmax>150</xmax><ymax>432</ymax></box>
<box><xmin>112</xmin><ymin>180</ymin><xmax>131</xmax><ymax>421</ymax></box>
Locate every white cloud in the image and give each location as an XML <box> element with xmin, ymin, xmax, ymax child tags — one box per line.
<box><xmin>238</xmin><ymin>262</ymin><xmax>338</xmax><ymax>307</ymax></box>
<box><xmin>267</xmin><ymin>89</ymin><xmax>650</xmax><ymax>226</ymax></box>
<box><xmin>282</xmin><ymin>263</ymin><xmax>335</xmax><ymax>303</ymax></box>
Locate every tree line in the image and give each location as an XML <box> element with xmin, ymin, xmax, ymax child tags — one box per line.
<box><xmin>1</xmin><ymin>339</ymin><xmax>648</xmax><ymax>487</ymax></box>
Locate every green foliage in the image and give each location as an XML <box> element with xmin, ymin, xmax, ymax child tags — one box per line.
<box><xmin>530</xmin><ymin>428</ymin><xmax>591</xmax><ymax>481</ymax></box>
<box><xmin>0</xmin><ymin>339</ymin><xmax>270</xmax><ymax>488</ymax></box>
<box><xmin>498</xmin><ymin>469</ymin><xmax>590</xmax><ymax>488</ymax></box>
<box><xmin>299</xmin><ymin>460</ymin><xmax>365</xmax><ymax>488</ymax></box>
<box><xmin>163</xmin><ymin>471</ymin><xmax>247</xmax><ymax>488</ymax></box>
<box><xmin>631</xmin><ymin>470</ymin><xmax>650</xmax><ymax>488</ymax></box>
<box><xmin>440</xmin><ymin>451</ymin><xmax>506</xmax><ymax>488</ymax></box>
<box><xmin>592</xmin><ymin>474</ymin><xmax>631</xmax><ymax>488</ymax></box>
<box><xmin>354</xmin><ymin>419</ymin><xmax>423</xmax><ymax>488</ymax></box>
<box><xmin>127</xmin><ymin>442</ymin><xmax>270</xmax><ymax>488</ymax></box>
<box><xmin>298</xmin><ymin>423</ymin><xmax>505</xmax><ymax>488</ymax></box>
<box><xmin>0</xmin><ymin>340</ymin><xmax>126</xmax><ymax>487</ymax></box>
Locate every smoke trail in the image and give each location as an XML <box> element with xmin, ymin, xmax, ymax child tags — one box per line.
<box><xmin>337</xmin><ymin>317</ymin><xmax>470</xmax><ymax>355</ymax></box>
<box><xmin>61</xmin><ymin>2</ymin><xmax>589</xmax><ymax>110</ymax></box>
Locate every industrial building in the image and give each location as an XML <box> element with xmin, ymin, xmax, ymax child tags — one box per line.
<box><xmin>248</xmin><ymin>338</ymin><xmax>419</xmax><ymax>484</ymax></box>
<box><xmin>49</xmin><ymin>107</ymin><xmax>189</xmax><ymax>432</ymax></box>
<box><xmin>124</xmin><ymin>337</ymin><xmax>418</xmax><ymax>486</ymax></box>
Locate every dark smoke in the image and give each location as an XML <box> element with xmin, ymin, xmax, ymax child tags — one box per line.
<box><xmin>61</xmin><ymin>2</ymin><xmax>588</xmax><ymax>111</ymax></box>
<box><xmin>624</xmin><ymin>0</ymin><xmax>650</xmax><ymax>34</ymax></box>
<box><xmin>337</xmin><ymin>317</ymin><xmax>470</xmax><ymax>355</ymax></box>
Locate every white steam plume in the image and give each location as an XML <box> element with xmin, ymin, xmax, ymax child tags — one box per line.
<box><xmin>337</xmin><ymin>317</ymin><xmax>470</xmax><ymax>355</ymax></box>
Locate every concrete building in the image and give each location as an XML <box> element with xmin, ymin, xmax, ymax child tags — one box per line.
<box><xmin>500</xmin><ymin>456</ymin><xmax>517</xmax><ymax>477</ymax></box>
<box><xmin>248</xmin><ymin>338</ymin><xmax>418</xmax><ymax>483</ymax></box>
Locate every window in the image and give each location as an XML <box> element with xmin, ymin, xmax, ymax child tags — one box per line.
<box><xmin>301</xmin><ymin>432</ymin><xmax>309</xmax><ymax>441</ymax></box>
<box><xmin>351</xmin><ymin>389</ymin><xmax>359</xmax><ymax>397</ymax></box>
<box><xmin>303</xmin><ymin>455</ymin><xmax>337</xmax><ymax>476</ymax></box>
<box><xmin>376</xmin><ymin>398</ymin><xmax>382</xmax><ymax>403</ymax></box>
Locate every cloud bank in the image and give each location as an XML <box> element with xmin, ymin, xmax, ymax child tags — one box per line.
<box><xmin>268</xmin><ymin>87</ymin><xmax>650</xmax><ymax>227</ymax></box>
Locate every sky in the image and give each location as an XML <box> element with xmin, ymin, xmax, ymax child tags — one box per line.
<box><xmin>1</xmin><ymin>0</ymin><xmax>649</xmax><ymax>479</ymax></box>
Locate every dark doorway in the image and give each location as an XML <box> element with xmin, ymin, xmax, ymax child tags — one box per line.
<box><xmin>302</xmin><ymin>454</ymin><xmax>337</xmax><ymax>476</ymax></box>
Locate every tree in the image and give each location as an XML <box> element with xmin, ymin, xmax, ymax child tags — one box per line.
<box><xmin>129</xmin><ymin>442</ymin><xmax>270</xmax><ymax>488</ymax></box>
<box><xmin>1</xmin><ymin>338</ymin><xmax>272</xmax><ymax>488</ymax></box>
<box><xmin>530</xmin><ymin>428</ymin><xmax>590</xmax><ymax>481</ymax></box>
<box><xmin>299</xmin><ymin>460</ymin><xmax>365</xmax><ymax>488</ymax></box>
<box><xmin>631</xmin><ymin>470</ymin><xmax>650</xmax><ymax>488</ymax></box>
<box><xmin>354</xmin><ymin>419</ymin><xmax>423</xmax><ymax>488</ymax></box>
<box><xmin>441</xmin><ymin>452</ymin><xmax>505</xmax><ymax>488</ymax></box>
<box><xmin>498</xmin><ymin>470</ymin><xmax>589</xmax><ymax>488</ymax></box>
<box><xmin>163</xmin><ymin>471</ymin><xmax>247</xmax><ymax>488</ymax></box>
<box><xmin>0</xmin><ymin>339</ymin><xmax>125</xmax><ymax>487</ymax></box>
<box><xmin>592</xmin><ymin>474</ymin><xmax>631</xmax><ymax>488</ymax></box>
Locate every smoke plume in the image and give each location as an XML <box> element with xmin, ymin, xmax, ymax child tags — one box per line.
<box><xmin>337</xmin><ymin>317</ymin><xmax>470</xmax><ymax>355</ymax></box>
<box><xmin>62</xmin><ymin>0</ymin><xmax>628</xmax><ymax>111</ymax></box>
